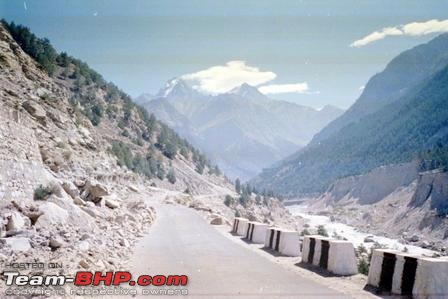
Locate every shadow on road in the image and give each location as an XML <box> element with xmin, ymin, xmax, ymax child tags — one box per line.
<box><xmin>259</xmin><ymin>246</ymin><xmax>289</xmax><ymax>257</ymax></box>
<box><xmin>362</xmin><ymin>285</ymin><xmax>414</xmax><ymax>299</ymax></box>
<box><xmin>295</xmin><ymin>262</ymin><xmax>340</xmax><ymax>278</ymax></box>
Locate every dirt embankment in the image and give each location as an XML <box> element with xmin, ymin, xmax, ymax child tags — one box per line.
<box><xmin>302</xmin><ymin>162</ymin><xmax>448</xmax><ymax>252</ymax></box>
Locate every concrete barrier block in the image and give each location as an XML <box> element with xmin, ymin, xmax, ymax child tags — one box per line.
<box><xmin>327</xmin><ymin>240</ymin><xmax>357</xmax><ymax>275</ymax></box>
<box><xmin>414</xmin><ymin>257</ymin><xmax>448</xmax><ymax>299</ymax></box>
<box><xmin>264</xmin><ymin>227</ymin><xmax>284</xmax><ymax>252</ymax></box>
<box><xmin>303</xmin><ymin>236</ymin><xmax>357</xmax><ymax>276</ymax></box>
<box><xmin>245</xmin><ymin>222</ymin><xmax>268</xmax><ymax>244</ymax></box>
<box><xmin>278</xmin><ymin>230</ymin><xmax>301</xmax><ymax>257</ymax></box>
<box><xmin>302</xmin><ymin>235</ymin><xmax>326</xmax><ymax>264</ymax></box>
<box><xmin>368</xmin><ymin>249</ymin><xmax>421</xmax><ymax>296</ymax></box>
<box><xmin>367</xmin><ymin>249</ymin><xmax>385</xmax><ymax>288</ymax></box>
<box><xmin>312</xmin><ymin>236</ymin><xmax>330</xmax><ymax>267</ymax></box>
<box><xmin>264</xmin><ymin>227</ymin><xmax>277</xmax><ymax>248</ymax></box>
<box><xmin>233</xmin><ymin>217</ymin><xmax>249</xmax><ymax>236</ymax></box>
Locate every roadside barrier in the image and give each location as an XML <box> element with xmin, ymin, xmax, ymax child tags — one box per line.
<box><xmin>264</xmin><ymin>227</ymin><xmax>301</xmax><ymax>257</ymax></box>
<box><xmin>368</xmin><ymin>249</ymin><xmax>448</xmax><ymax>297</ymax></box>
<box><xmin>244</xmin><ymin>222</ymin><xmax>268</xmax><ymax>244</ymax></box>
<box><xmin>302</xmin><ymin>235</ymin><xmax>357</xmax><ymax>275</ymax></box>
<box><xmin>232</xmin><ymin>217</ymin><xmax>249</xmax><ymax>236</ymax></box>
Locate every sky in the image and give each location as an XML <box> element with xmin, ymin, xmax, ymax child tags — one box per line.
<box><xmin>1</xmin><ymin>0</ymin><xmax>448</xmax><ymax>109</ymax></box>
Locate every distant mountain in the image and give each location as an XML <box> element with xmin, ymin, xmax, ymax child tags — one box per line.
<box><xmin>313</xmin><ymin>33</ymin><xmax>448</xmax><ymax>143</ymax></box>
<box><xmin>137</xmin><ymin>81</ymin><xmax>343</xmax><ymax>180</ymax></box>
<box><xmin>252</xmin><ymin>34</ymin><xmax>448</xmax><ymax>195</ymax></box>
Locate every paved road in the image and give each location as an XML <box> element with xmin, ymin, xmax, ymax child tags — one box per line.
<box><xmin>128</xmin><ymin>204</ymin><xmax>350</xmax><ymax>299</ymax></box>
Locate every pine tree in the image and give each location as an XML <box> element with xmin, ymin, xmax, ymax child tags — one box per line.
<box><xmin>235</xmin><ymin>178</ymin><xmax>241</xmax><ymax>194</ymax></box>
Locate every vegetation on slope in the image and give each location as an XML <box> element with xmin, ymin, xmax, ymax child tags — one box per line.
<box><xmin>254</xmin><ymin>64</ymin><xmax>448</xmax><ymax>195</ymax></box>
<box><xmin>2</xmin><ymin>20</ymin><xmax>219</xmax><ymax>179</ymax></box>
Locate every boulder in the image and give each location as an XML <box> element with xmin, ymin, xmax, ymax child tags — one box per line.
<box><xmin>1</xmin><ymin>237</ymin><xmax>31</xmax><ymax>252</ymax></box>
<box><xmin>49</xmin><ymin>236</ymin><xmax>64</xmax><ymax>250</ymax></box>
<box><xmin>62</xmin><ymin>181</ymin><xmax>79</xmax><ymax>199</ymax></box>
<box><xmin>79</xmin><ymin>259</ymin><xmax>89</xmax><ymax>269</ymax></box>
<box><xmin>119</xmin><ymin>238</ymin><xmax>130</xmax><ymax>247</ymax></box>
<box><xmin>105</xmin><ymin>198</ymin><xmax>120</xmax><ymax>209</ymax></box>
<box><xmin>77</xmin><ymin>240</ymin><xmax>90</xmax><ymax>251</ymax></box>
<box><xmin>6</xmin><ymin>212</ymin><xmax>26</xmax><ymax>232</ymax></box>
<box><xmin>364</xmin><ymin>236</ymin><xmax>375</xmax><ymax>243</ymax></box>
<box><xmin>128</xmin><ymin>185</ymin><xmax>139</xmax><ymax>193</ymax></box>
<box><xmin>73</xmin><ymin>196</ymin><xmax>86</xmax><ymax>206</ymax></box>
<box><xmin>35</xmin><ymin>202</ymin><xmax>69</xmax><ymax>227</ymax></box>
<box><xmin>410</xmin><ymin>235</ymin><xmax>421</xmax><ymax>242</ymax></box>
<box><xmin>83</xmin><ymin>180</ymin><xmax>109</xmax><ymax>202</ymax></box>
<box><xmin>210</xmin><ymin>217</ymin><xmax>224</xmax><ymax>225</ymax></box>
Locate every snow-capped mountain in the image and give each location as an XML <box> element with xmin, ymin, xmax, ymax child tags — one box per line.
<box><xmin>137</xmin><ymin>80</ymin><xmax>343</xmax><ymax>180</ymax></box>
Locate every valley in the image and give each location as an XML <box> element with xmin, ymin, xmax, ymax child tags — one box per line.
<box><xmin>1</xmin><ymin>4</ymin><xmax>448</xmax><ymax>298</ymax></box>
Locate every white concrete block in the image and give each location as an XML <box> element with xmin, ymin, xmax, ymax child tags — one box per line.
<box><xmin>414</xmin><ymin>257</ymin><xmax>448</xmax><ymax>299</ymax></box>
<box><xmin>278</xmin><ymin>230</ymin><xmax>301</xmax><ymax>257</ymax></box>
<box><xmin>264</xmin><ymin>227</ymin><xmax>277</xmax><ymax>248</ymax></box>
<box><xmin>302</xmin><ymin>235</ymin><xmax>326</xmax><ymax>264</ymax></box>
<box><xmin>367</xmin><ymin>249</ymin><xmax>385</xmax><ymax>288</ymax></box>
<box><xmin>301</xmin><ymin>236</ymin><xmax>312</xmax><ymax>263</ymax></box>
<box><xmin>233</xmin><ymin>217</ymin><xmax>249</xmax><ymax>236</ymax></box>
<box><xmin>247</xmin><ymin>222</ymin><xmax>268</xmax><ymax>244</ymax></box>
<box><xmin>368</xmin><ymin>249</ymin><xmax>420</xmax><ymax>295</ymax></box>
<box><xmin>312</xmin><ymin>237</ymin><xmax>330</xmax><ymax>266</ymax></box>
<box><xmin>327</xmin><ymin>240</ymin><xmax>357</xmax><ymax>275</ymax></box>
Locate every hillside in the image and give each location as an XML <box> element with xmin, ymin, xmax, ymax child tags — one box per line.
<box><xmin>0</xmin><ymin>20</ymin><xmax>240</xmax><ymax>283</ymax></box>
<box><xmin>138</xmin><ymin>81</ymin><xmax>343</xmax><ymax>180</ymax></box>
<box><xmin>312</xmin><ymin>33</ymin><xmax>448</xmax><ymax>143</ymax></box>
<box><xmin>252</xmin><ymin>34</ymin><xmax>448</xmax><ymax>195</ymax></box>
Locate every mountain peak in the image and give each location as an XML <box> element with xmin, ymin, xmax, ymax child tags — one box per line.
<box><xmin>157</xmin><ymin>78</ymin><xmax>198</xmax><ymax>98</ymax></box>
<box><xmin>229</xmin><ymin>83</ymin><xmax>266</xmax><ymax>99</ymax></box>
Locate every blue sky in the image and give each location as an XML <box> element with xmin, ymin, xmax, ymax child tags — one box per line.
<box><xmin>1</xmin><ymin>0</ymin><xmax>447</xmax><ymax>108</ymax></box>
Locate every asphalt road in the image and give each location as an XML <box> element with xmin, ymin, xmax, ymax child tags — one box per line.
<box><xmin>128</xmin><ymin>204</ymin><xmax>350</xmax><ymax>299</ymax></box>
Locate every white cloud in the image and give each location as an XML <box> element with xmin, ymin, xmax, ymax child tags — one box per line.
<box><xmin>181</xmin><ymin>61</ymin><xmax>276</xmax><ymax>94</ymax></box>
<box><xmin>258</xmin><ymin>83</ymin><xmax>310</xmax><ymax>95</ymax></box>
<box><xmin>351</xmin><ymin>19</ymin><xmax>448</xmax><ymax>47</ymax></box>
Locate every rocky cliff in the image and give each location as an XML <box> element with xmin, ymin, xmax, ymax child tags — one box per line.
<box><xmin>305</xmin><ymin>162</ymin><xmax>448</xmax><ymax>251</ymax></box>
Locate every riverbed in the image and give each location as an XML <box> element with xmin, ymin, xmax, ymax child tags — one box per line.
<box><xmin>287</xmin><ymin>205</ymin><xmax>435</xmax><ymax>256</ymax></box>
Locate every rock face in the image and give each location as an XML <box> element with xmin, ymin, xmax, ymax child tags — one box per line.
<box><xmin>325</xmin><ymin>162</ymin><xmax>419</xmax><ymax>205</ymax></box>
<box><xmin>22</xmin><ymin>101</ymin><xmax>46</xmax><ymax>125</ymax></box>
<box><xmin>409</xmin><ymin>170</ymin><xmax>448</xmax><ymax>213</ymax></box>
<box><xmin>305</xmin><ymin>163</ymin><xmax>448</xmax><ymax>251</ymax></box>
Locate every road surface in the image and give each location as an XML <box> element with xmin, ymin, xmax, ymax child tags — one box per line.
<box><xmin>128</xmin><ymin>204</ymin><xmax>350</xmax><ymax>299</ymax></box>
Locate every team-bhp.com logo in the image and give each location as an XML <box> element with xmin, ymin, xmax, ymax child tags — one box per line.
<box><xmin>4</xmin><ymin>271</ymin><xmax>188</xmax><ymax>287</ymax></box>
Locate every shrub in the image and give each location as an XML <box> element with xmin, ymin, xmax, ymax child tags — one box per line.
<box><xmin>224</xmin><ymin>195</ymin><xmax>235</xmax><ymax>207</ymax></box>
<box><xmin>358</xmin><ymin>258</ymin><xmax>369</xmax><ymax>275</ymax></box>
<box><xmin>317</xmin><ymin>225</ymin><xmax>329</xmax><ymax>237</ymax></box>
<box><xmin>34</xmin><ymin>184</ymin><xmax>52</xmax><ymax>200</ymax></box>
<box><xmin>300</xmin><ymin>228</ymin><xmax>311</xmax><ymax>236</ymax></box>
<box><xmin>167</xmin><ymin>168</ymin><xmax>176</xmax><ymax>184</ymax></box>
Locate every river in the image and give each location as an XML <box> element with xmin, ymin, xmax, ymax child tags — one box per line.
<box><xmin>287</xmin><ymin>205</ymin><xmax>435</xmax><ymax>256</ymax></box>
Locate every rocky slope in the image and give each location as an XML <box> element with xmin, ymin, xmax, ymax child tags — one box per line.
<box><xmin>0</xmin><ymin>21</ymin><xmax>239</xmax><ymax>294</ymax></box>
<box><xmin>303</xmin><ymin>162</ymin><xmax>448</xmax><ymax>252</ymax></box>
<box><xmin>138</xmin><ymin>81</ymin><xmax>343</xmax><ymax>180</ymax></box>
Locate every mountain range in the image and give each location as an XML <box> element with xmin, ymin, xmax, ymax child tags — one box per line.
<box><xmin>136</xmin><ymin>81</ymin><xmax>343</xmax><ymax>180</ymax></box>
<box><xmin>252</xmin><ymin>33</ymin><xmax>448</xmax><ymax>195</ymax></box>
